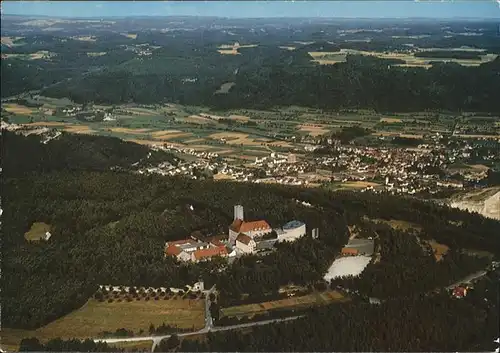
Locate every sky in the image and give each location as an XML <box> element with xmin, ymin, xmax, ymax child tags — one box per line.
<box><xmin>2</xmin><ymin>1</ymin><xmax>499</xmax><ymax>19</ymax></box>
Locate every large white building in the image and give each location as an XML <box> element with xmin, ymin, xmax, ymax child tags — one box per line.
<box><xmin>278</xmin><ymin>220</ymin><xmax>306</xmax><ymax>242</ymax></box>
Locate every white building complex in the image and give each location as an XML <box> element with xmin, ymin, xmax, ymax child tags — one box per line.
<box><xmin>278</xmin><ymin>220</ymin><xmax>306</xmax><ymax>242</ymax></box>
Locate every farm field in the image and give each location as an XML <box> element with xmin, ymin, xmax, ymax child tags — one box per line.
<box><xmin>1</xmin><ymin>298</ymin><xmax>205</xmax><ymax>349</ymax></box>
<box><xmin>298</xmin><ymin>124</ymin><xmax>330</xmax><ymax>136</ymax></box>
<box><xmin>3</xmin><ymin>103</ymin><xmax>35</xmax><ymax>115</ymax></box>
<box><xmin>2</xmin><ymin>96</ymin><xmax>475</xmax><ymax>163</ymax></box>
<box><xmin>308</xmin><ymin>48</ymin><xmax>498</xmax><ymax>67</ymax></box>
<box><xmin>221</xmin><ymin>290</ymin><xmax>347</xmax><ymax>319</ymax></box>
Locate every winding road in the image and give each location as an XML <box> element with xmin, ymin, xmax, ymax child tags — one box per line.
<box><xmin>95</xmin><ymin>263</ymin><xmax>496</xmax><ymax>352</ymax></box>
<box><xmin>97</xmin><ymin>316</ymin><xmax>302</xmax><ymax>352</ymax></box>
<box><xmin>94</xmin><ymin>284</ymin><xmax>302</xmax><ymax>352</ymax></box>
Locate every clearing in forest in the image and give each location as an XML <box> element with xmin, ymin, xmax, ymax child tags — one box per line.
<box><xmin>3</xmin><ymin>299</ymin><xmax>204</xmax><ymax>343</ymax></box>
<box><xmin>373</xmin><ymin>218</ymin><xmax>423</xmax><ymax>232</ymax></box>
<box><xmin>24</xmin><ymin>222</ymin><xmax>51</xmax><ymax>242</ymax></box>
<box><xmin>1</xmin><ymin>299</ymin><xmax>203</xmax><ymax>350</ymax></box>
<box><xmin>425</xmin><ymin>239</ymin><xmax>449</xmax><ymax>262</ymax></box>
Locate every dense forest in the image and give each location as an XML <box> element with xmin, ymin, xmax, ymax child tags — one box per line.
<box><xmin>3</xmin><ymin>131</ymin><xmax>500</xmax><ymax>334</ymax></box>
<box><xmin>41</xmin><ymin>52</ymin><xmax>500</xmax><ymax>113</ymax></box>
<box><xmin>2</xmin><ymin>19</ymin><xmax>500</xmax><ymax>113</ymax></box>
<box><xmin>177</xmin><ymin>274</ymin><xmax>499</xmax><ymax>352</ymax></box>
<box><xmin>18</xmin><ymin>337</ymin><xmax>119</xmax><ymax>352</ymax></box>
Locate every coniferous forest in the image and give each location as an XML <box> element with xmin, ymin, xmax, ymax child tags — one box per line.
<box><xmin>2</xmin><ymin>131</ymin><xmax>499</xmax><ymax>352</ymax></box>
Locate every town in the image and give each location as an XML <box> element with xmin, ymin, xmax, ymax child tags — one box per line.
<box><xmin>136</xmin><ymin>134</ymin><xmax>497</xmax><ymax>196</ymax></box>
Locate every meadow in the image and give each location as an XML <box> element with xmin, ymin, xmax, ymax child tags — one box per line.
<box><xmin>1</xmin><ymin>298</ymin><xmax>205</xmax><ymax>350</ymax></box>
<box><xmin>221</xmin><ymin>290</ymin><xmax>347</xmax><ymax>319</ymax></box>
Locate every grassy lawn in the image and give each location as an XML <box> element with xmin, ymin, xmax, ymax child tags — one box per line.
<box><xmin>221</xmin><ymin>290</ymin><xmax>347</xmax><ymax>318</ymax></box>
<box><xmin>24</xmin><ymin>222</ymin><xmax>51</xmax><ymax>241</ymax></box>
<box><xmin>1</xmin><ymin>298</ymin><xmax>205</xmax><ymax>349</ymax></box>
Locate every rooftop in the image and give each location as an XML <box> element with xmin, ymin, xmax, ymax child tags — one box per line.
<box><xmin>236</xmin><ymin>233</ymin><xmax>253</xmax><ymax>245</ymax></box>
<box><xmin>231</xmin><ymin>219</ymin><xmax>271</xmax><ymax>233</ymax></box>
<box><xmin>283</xmin><ymin>220</ymin><xmax>305</xmax><ymax>230</ymax></box>
<box><xmin>193</xmin><ymin>246</ymin><xmax>228</xmax><ymax>261</ymax></box>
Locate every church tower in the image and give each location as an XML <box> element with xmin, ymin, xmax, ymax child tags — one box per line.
<box><xmin>234</xmin><ymin>205</ymin><xmax>244</xmax><ymax>221</ymax></box>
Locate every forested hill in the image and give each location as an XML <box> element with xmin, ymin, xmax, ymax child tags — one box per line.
<box><xmin>42</xmin><ymin>54</ymin><xmax>500</xmax><ymax>113</ymax></box>
<box><xmin>3</xmin><ymin>133</ymin><xmax>499</xmax><ymax>352</ymax></box>
<box><xmin>1</xmin><ymin>130</ymin><xmax>178</xmax><ymax>178</ymax></box>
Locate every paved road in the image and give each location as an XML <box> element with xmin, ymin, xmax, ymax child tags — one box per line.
<box><xmin>96</xmin><ymin>265</ymin><xmax>495</xmax><ymax>351</ymax></box>
<box><xmin>96</xmin><ymin>316</ymin><xmax>303</xmax><ymax>351</ymax></box>
<box><xmin>445</xmin><ymin>270</ymin><xmax>488</xmax><ymax>290</ymax></box>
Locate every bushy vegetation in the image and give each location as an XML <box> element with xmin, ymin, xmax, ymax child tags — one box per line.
<box><xmin>19</xmin><ymin>337</ymin><xmax>120</xmax><ymax>352</ymax></box>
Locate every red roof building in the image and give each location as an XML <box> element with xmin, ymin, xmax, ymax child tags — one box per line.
<box><xmin>236</xmin><ymin>233</ymin><xmax>253</xmax><ymax>245</ymax></box>
<box><xmin>341</xmin><ymin>247</ymin><xmax>359</xmax><ymax>256</ymax></box>
<box><xmin>192</xmin><ymin>245</ymin><xmax>228</xmax><ymax>262</ymax></box>
<box><xmin>165</xmin><ymin>245</ymin><xmax>182</xmax><ymax>256</ymax></box>
<box><xmin>230</xmin><ymin>219</ymin><xmax>271</xmax><ymax>234</ymax></box>
<box><xmin>452</xmin><ymin>286</ymin><xmax>467</xmax><ymax>298</ymax></box>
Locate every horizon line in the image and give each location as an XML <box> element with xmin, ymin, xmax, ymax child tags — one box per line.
<box><xmin>2</xmin><ymin>13</ymin><xmax>498</xmax><ymax>20</ymax></box>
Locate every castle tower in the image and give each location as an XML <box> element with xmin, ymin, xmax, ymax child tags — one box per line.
<box><xmin>234</xmin><ymin>205</ymin><xmax>244</xmax><ymax>221</ymax></box>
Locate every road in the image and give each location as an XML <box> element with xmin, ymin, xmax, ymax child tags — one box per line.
<box><xmin>95</xmin><ymin>284</ymin><xmax>302</xmax><ymax>352</ymax></box>
<box><xmin>96</xmin><ymin>316</ymin><xmax>303</xmax><ymax>352</ymax></box>
<box><xmin>445</xmin><ymin>270</ymin><xmax>488</xmax><ymax>290</ymax></box>
<box><xmin>95</xmin><ymin>265</ymin><xmax>495</xmax><ymax>352</ymax></box>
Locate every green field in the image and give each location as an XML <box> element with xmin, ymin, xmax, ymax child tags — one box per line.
<box><xmin>1</xmin><ymin>298</ymin><xmax>205</xmax><ymax>350</ymax></box>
